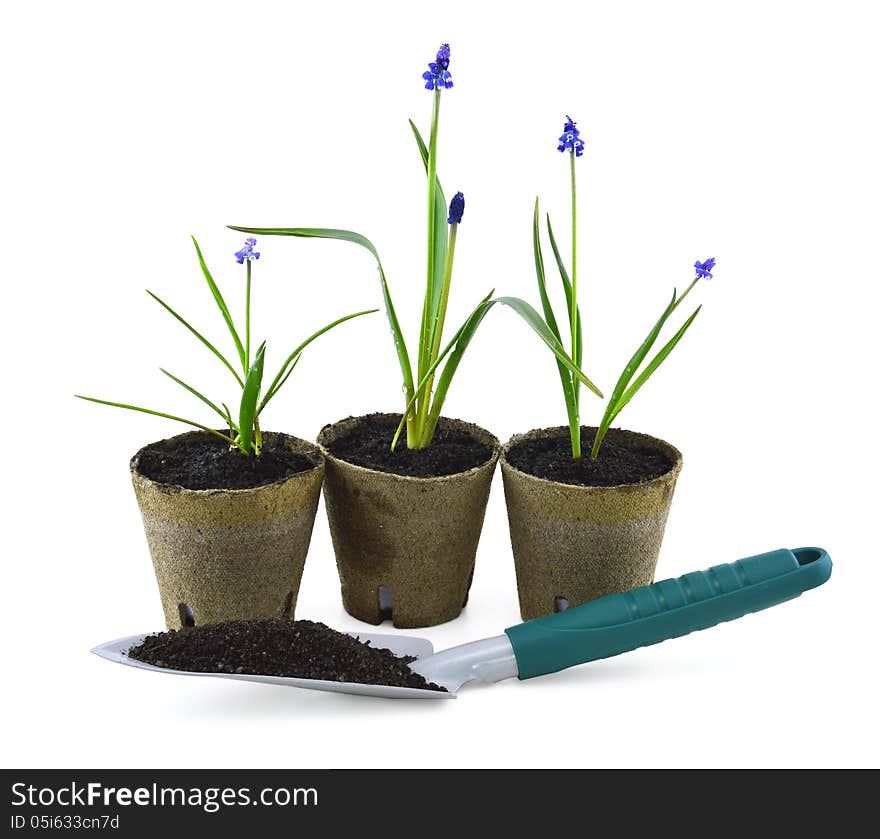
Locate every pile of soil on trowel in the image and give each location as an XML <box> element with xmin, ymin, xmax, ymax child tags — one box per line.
<box><xmin>126</xmin><ymin>619</ymin><xmax>446</xmax><ymax>692</ymax></box>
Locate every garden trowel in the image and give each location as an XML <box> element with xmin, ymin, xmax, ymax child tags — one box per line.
<box><xmin>93</xmin><ymin>546</ymin><xmax>831</xmax><ymax>700</ymax></box>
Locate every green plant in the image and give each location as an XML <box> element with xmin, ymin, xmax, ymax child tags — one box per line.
<box><xmin>591</xmin><ymin>258</ymin><xmax>714</xmax><ymax>459</ymax></box>
<box><xmin>530</xmin><ymin>115</ymin><xmax>717</xmax><ymax>460</ymax></box>
<box><xmin>76</xmin><ymin>237</ymin><xmax>375</xmax><ymax>455</ymax></box>
<box><xmin>231</xmin><ymin>43</ymin><xmax>601</xmax><ymax>451</ymax></box>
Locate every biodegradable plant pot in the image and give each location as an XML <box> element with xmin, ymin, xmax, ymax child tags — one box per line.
<box><xmin>130</xmin><ymin>430</ymin><xmax>324</xmax><ymax>630</ymax></box>
<box><xmin>501</xmin><ymin>426</ymin><xmax>682</xmax><ymax>621</ymax></box>
<box><xmin>317</xmin><ymin>414</ymin><xmax>500</xmax><ymax>628</ymax></box>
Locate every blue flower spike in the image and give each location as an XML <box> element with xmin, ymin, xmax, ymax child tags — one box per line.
<box><xmin>422</xmin><ymin>43</ymin><xmax>453</xmax><ymax>90</ymax></box>
<box><xmin>694</xmin><ymin>257</ymin><xmax>716</xmax><ymax>279</ymax></box>
<box><xmin>557</xmin><ymin>115</ymin><xmax>585</xmax><ymax>157</ymax></box>
<box><xmin>448</xmin><ymin>191</ymin><xmax>465</xmax><ymax>225</ymax></box>
<box><xmin>234</xmin><ymin>237</ymin><xmax>260</xmax><ymax>264</ymax></box>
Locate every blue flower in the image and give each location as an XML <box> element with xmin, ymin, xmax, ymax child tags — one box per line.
<box><xmin>448</xmin><ymin>191</ymin><xmax>465</xmax><ymax>224</ymax></box>
<box><xmin>422</xmin><ymin>43</ymin><xmax>453</xmax><ymax>90</ymax></box>
<box><xmin>694</xmin><ymin>257</ymin><xmax>716</xmax><ymax>279</ymax></box>
<box><xmin>557</xmin><ymin>115</ymin><xmax>585</xmax><ymax>156</ymax></box>
<box><xmin>234</xmin><ymin>237</ymin><xmax>260</xmax><ymax>264</ymax></box>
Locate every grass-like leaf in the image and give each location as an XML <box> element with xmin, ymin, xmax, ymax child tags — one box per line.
<box><xmin>191</xmin><ymin>236</ymin><xmax>247</xmax><ymax>373</ymax></box>
<box><xmin>227</xmin><ymin>225</ymin><xmax>414</xmax><ymax>404</ymax></box>
<box><xmin>546</xmin><ymin>214</ymin><xmax>583</xmax><ymax>370</ymax></box>
<box><xmin>421</xmin><ymin>94</ymin><xmax>442</xmax><ymax>388</ymax></box>
<box><xmin>220</xmin><ymin>402</ymin><xmax>238</xmax><ymax>433</ymax></box>
<box><xmin>74</xmin><ymin>395</ymin><xmax>234</xmax><ymax>444</ymax></box>
<box><xmin>409</xmin><ymin>119</ymin><xmax>449</xmax><ymax>367</ymax></box>
<box><xmin>390</xmin><ymin>292</ymin><xmax>604</xmax><ymax>450</ymax></box>
<box><xmin>258</xmin><ymin>308</ymin><xmax>377</xmax><ymax>414</ymax></box>
<box><xmin>237</xmin><ymin>342</ymin><xmax>265</xmax><ymax>455</ymax></box>
<box><xmin>272</xmin><ymin>355</ymin><xmax>300</xmax><ymax>401</ymax></box>
<box><xmin>159</xmin><ymin>368</ymin><xmax>229</xmax><ymax>425</ymax></box>
<box><xmin>419</xmin><ymin>295</ymin><xmax>496</xmax><ymax>446</ymax></box>
<box><xmin>391</xmin><ymin>290</ymin><xmax>495</xmax><ymax>449</ymax></box>
<box><xmin>608</xmin><ymin>305</ymin><xmax>702</xmax><ymax>425</ymax></box>
<box><xmin>533</xmin><ymin>201</ymin><xmax>580</xmax><ymax>451</ymax></box>
<box><xmin>591</xmin><ymin>291</ymin><xmax>687</xmax><ymax>459</ymax></box>
<box><xmin>533</xmin><ymin>200</ymin><xmax>563</xmax><ymax>343</ymax></box>
<box><xmin>146</xmin><ymin>290</ymin><xmax>244</xmax><ymax>387</ymax></box>
<box><xmin>494</xmin><ymin>296</ymin><xmax>603</xmax><ymax>398</ymax></box>
<box><xmin>604</xmin><ymin>291</ymin><xmax>677</xmax><ymax>414</ymax></box>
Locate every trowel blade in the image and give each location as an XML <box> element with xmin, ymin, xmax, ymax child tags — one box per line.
<box><xmin>91</xmin><ymin>631</ymin><xmax>457</xmax><ymax>700</ymax></box>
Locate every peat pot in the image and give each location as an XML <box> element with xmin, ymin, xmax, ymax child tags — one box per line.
<box><xmin>317</xmin><ymin>414</ymin><xmax>500</xmax><ymax>628</ymax></box>
<box><xmin>501</xmin><ymin>426</ymin><xmax>683</xmax><ymax>621</ymax></box>
<box><xmin>130</xmin><ymin>430</ymin><xmax>324</xmax><ymax>629</ymax></box>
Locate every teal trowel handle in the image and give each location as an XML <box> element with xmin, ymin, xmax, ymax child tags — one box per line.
<box><xmin>504</xmin><ymin>547</ymin><xmax>832</xmax><ymax>680</ymax></box>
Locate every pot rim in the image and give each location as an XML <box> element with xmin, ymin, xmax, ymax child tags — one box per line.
<box><xmin>500</xmin><ymin>425</ymin><xmax>683</xmax><ymax>492</ymax></box>
<box><xmin>129</xmin><ymin>429</ymin><xmax>324</xmax><ymax>496</ymax></box>
<box><xmin>317</xmin><ymin>412</ymin><xmax>501</xmax><ymax>485</ymax></box>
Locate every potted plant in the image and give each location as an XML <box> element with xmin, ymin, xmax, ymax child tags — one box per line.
<box><xmin>232</xmin><ymin>45</ymin><xmax>597</xmax><ymax>627</ymax></box>
<box><xmin>77</xmin><ymin>236</ymin><xmax>375</xmax><ymax>629</ymax></box>
<box><xmin>501</xmin><ymin>115</ymin><xmax>718</xmax><ymax>619</ymax></box>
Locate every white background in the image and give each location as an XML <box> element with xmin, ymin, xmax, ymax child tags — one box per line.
<box><xmin>2</xmin><ymin>0</ymin><xmax>878</xmax><ymax>768</ymax></box>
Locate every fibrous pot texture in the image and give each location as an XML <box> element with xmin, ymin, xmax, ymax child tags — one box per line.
<box><xmin>130</xmin><ymin>430</ymin><xmax>324</xmax><ymax>630</ymax></box>
<box><xmin>317</xmin><ymin>414</ymin><xmax>500</xmax><ymax>628</ymax></box>
<box><xmin>501</xmin><ymin>426</ymin><xmax>682</xmax><ymax>621</ymax></box>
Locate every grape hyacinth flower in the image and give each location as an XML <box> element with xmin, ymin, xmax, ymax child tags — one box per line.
<box><xmin>234</xmin><ymin>237</ymin><xmax>260</xmax><ymax>264</ymax></box>
<box><xmin>422</xmin><ymin>43</ymin><xmax>453</xmax><ymax>90</ymax></box>
<box><xmin>447</xmin><ymin>191</ymin><xmax>465</xmax><ymax>224</ymax></box>
<box><xmin>557</xmin><ymin>115</ymin><xmax>585</xmax><ymax>157</ymax></box>
<box><xmin>235</xmin><ymin>237</ymin><xmax>261</xmax><ymax>370</ymax></box>
<box><xmin>694</xmin><ymin>257</ymin><xmax>716</xmax><ymax>280</ymax></box>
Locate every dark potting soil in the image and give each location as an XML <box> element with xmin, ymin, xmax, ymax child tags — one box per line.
<box><xmin>134</xmin><ymin>434</ymin><xmax>316</xmax><ymax>491</ymax></box>
<box><xmin>126</xmin><ymin>619</ymin><xmax>446</xmax><ymax>692</ymax></box>
<box><xmin>326</xmin><ymin>413</ymin><xmax>492</xmax><ymax>478</ymax></box>
<box><xmin>506</xmin><ymin>427</ymin><xmax>675</xmax><ymax>487</ymax></box>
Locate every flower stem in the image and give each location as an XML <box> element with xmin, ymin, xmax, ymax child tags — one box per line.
<box><xmin>569</xmin><ymin>150</ymin><xmax>581</xmax><ymax>459</ymax></box>
<box><xmin>673</xmin><ymin>277</ymin><xmax>699</xmax><ymax>312</ymax></box>
<box><xmin>569</xmin><ymin>150</ymin><xmax>578</xmax><ymax>370</ymax></box>
<box><xmin>245</xmin><ymin>260</ymin><xmax>252</xmax><ymax>372</ymax></box>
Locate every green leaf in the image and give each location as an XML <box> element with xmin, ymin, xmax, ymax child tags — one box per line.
<box><xmin>258</xmin><ymin>308</ymin><xmax>377</xmax><ymax>414</ymax></box>
<box><xmin>532</xmin><ymin>200</ymin><xmax>563</xmax><ymax>343</ymax></box>
<box><xmin>238</xmin><ymin>342</ymin><xmax>266</xmax><ymax>456</ymax></box>
<box><xmin>418</xmin><ymin>94</ymin><xmax>444</xmax><ymax>387</ymax></box>
<box><xmin>493</xmin><ymin>296</ymin><xmax>603</xmax><ymax>398</ymax></box>
<box><xmin>409</xmin><ymin>120</ymin><xmax>449</xmax><ymax>290</ymax></box>
<box><xmin>390</xmin><ymin>292</ymin><xmax>604</xmax><ymax>450</ymax></box>
<box><xmin>220</xmin><ymin>402</ymin><xmax>239</xmax><ymax>433</ymax></box>
<box><xmin>74</xmin><ymin>395</ymin><xmax>234</xmax><ymax>444</ymax></box>
<box><xmin>391</xmin><ymin>290</ymin><xmax>495</xmax><ymax>449</ymax></box>
<box><xmin>533</xmin><ymin>201</ymin><xmax>581</xmax><ymax>455</ymax></box>
<box><xmin>592</xmin><ymin>291</ymin><xmax>681</xmax><ymax>459</ymax></box>
<box><xmin>546</xmin><ymin>213</ymin><xmax>583</xmax><ymax>370</ymax></box>
<box><xmin>419</xmin><ymin>295</ymin><xmax>496</xmax><ymax>446</ymax></box>
<box><xmin>606</xmin><ymin>291</ymin><xmax>677</xmax><ymax>412</ymax></box>
<box><xmin>146</xmin><ymin>290</ymin><xmax>244</xmax><ymax>387</ymax></box>
<box><xmin>547</xmin><ymin>212</ymin><xmax>584</xmax><ymax>416</ymax></box>
<box><xmin>191</xmin><ymin>236</ymin><xmax>247</xmax><ymax>373</ymax></box>
<box><xmin>227</xmin><ymin>226</ymin><xmax>414</xmax><ymax>403</ymax></box>
<box><xmin>159</xmin><ymin>368</ymin><xmax>229</xmax><ymax>424</ymax></box>
<box><xmin>609</xmin><ymin>305</ymin><xmax>702</xmax><ymax>425</ymax></box>
<box><xmin>409</xmin><ymin>118</ymin><xmax>449</xmax><ymax>365</ymax></box>
<box><xmin>272</xmin><ymin>354</ymin><xmax>300</xmax><ymax>399</ymax></box>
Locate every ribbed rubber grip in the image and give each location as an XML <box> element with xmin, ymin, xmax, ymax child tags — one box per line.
<box><xmin>505</xmin><ymin>547</ymin><xmax>832</xmax><ymax>680</ymax></box>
